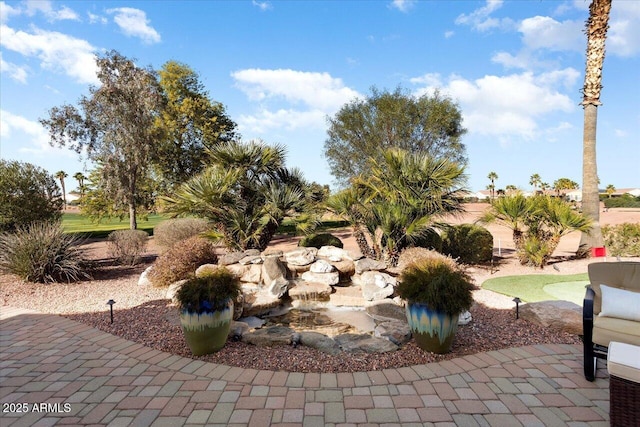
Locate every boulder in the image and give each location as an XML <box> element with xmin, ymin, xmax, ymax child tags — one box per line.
<box><xmin>329</xmin><ymin>285</ymin><xmax>366</xmax><ymax>307</ymax></box>
<box><xmin>301</xmin><ymin>271</ymin><xmax>340</xmax><ymax>286</ymax></box>
<box><xmin>374</xmin><ymin>321</ymin><xmax>412</xmax><ymax>346</ymax></box>
<box><xmin>288</xmin><ymin>280</ymin><xmax>333</xmax><ymax>302</ymax></box>
<box><xmin>317</xmin><ymin>246</ymin><xmax>353</xmax><ymax>261</ymax></box>
<box><xmin>358</xmin><ymin>271</ymin><xmax>396</xmax><ymax>301</ymax></box>
<box><xmin>519</xmin><ymin>300</ymin><xmax>582</xmax><ymax>335</ymax></box>
<box><xmin>240</xmin><ymin>264</ymin><xmax>262</xmax><ymax>283</ymax></box>
<box><xmin>218</xmin><ymin>251</ymin><xmax>246</xmax><ymax>266</ymax></box>
<box><xmin>354</xmin><ymin>257</ymin><xmax>387</xmax><ymax>274</ymax></box>
<box><xmin>229</xmin><ymin>321</ymin><xmax>250</xmax><ymax>339</ymax></box>
<box><xmin>458</xmin><ymin>310</ymin><xmax>472</xmax><ymax>325</ymax></box>
<box><xmin>239</xmin><ymin>255</ymin><xmax>263</xmax><ymax>265</ymax></box>
<box><xmin>299</xmin><ymin>331</ymin><xmax>342</xmax><ymax>355</ymax></box>
<box><xmin>166</xmin><ymin>279</ymin><xmax>188</xmax><ymax>304</ymax></box>
<box><xmin>366</xmin><ymin>300</ymin><xmax>407</xmax><ymax>322</ymax></box>
<box><xmin>310</xmin><ymin>259</ymin><xmax>335</xmax><ymax>273</ymax></box>
<box><xmin>328</xmin><ymin>259</ymin><xmax>356</xmax><ymax>282</ymax></box>
<box><xmin>241</xmin><ymin>326</ymin><xmax>295</xmax><ymax>346</ymax></box>
<box><xmin>286</xmin><ymin>263</ymin><xmax>312</xmax><ymax>276</ymax></box>
<box><xmin>238</xmin><ymin>316</ymin><xmax>266</xmax><ymax>329</ymax></box>
<box><xmin>268</xmin><ymin>277</ymin><xmax>291</xmax><ymax>298</ymax></box>
<box><xmin>262</xmin><ymin>256</ymin><xmax>289</xmax><ymax>284</ymax></box>
<box><xmin>285</xmin><ymin>248</ymin><xmax>318</xmax><ymax>266</ymax></box>
<box><xmin>361</xmin><ymin>281</ymin><xmax>394</xmax><ymax>301</ymax></box>
<box><xmin>138</xmin><ymin>266</ymin><xmax>153</xmax><ymax>286</ymax></box>
<box><xmin>334</xmin><ymin>333</ymin><xmax>399</xmax><ymax>353</ymax></box>
<box><xmin>241</xmin><ymin>287</ymin><xmax>283</xmax><ymax>317</ymax></box>
<box><xmin>353</xmin><ymin>271</ymin><xmax>397</xmax><ymax>288</ymax></box>
<box><xmin>226</xmin><ymin>264</ymin><xmax>250</xmax><ymax>278</ymax></box>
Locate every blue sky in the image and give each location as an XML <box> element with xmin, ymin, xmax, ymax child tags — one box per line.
<box><xmin>1</xmin><ymin>0</ymin><xmax>638</xmax><ymax>195</ymax></box>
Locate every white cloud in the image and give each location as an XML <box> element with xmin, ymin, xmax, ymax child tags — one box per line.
<box><xmin>455</xmin><ymin>0</ymin><xmax>513</xmax><ymax>32</ymax></box>
<box><xmin>411</xmin><ymin>71</ymin><xmax>577</xmax><ymax>140</ymax></box>
<box><xmin>252</xmin><ymin>1</ymin><xmax>272</xmax><ymax>11</ymax></box>
<box><xmin>24</xmin><ymin>0</ymin><xmax>79</xmax><ymax>21</ymax></box>
<box><xmin>0</xmin><ymin>51</ymin><xmax>28</xmax><ymax>83</ymax></box>
<box><xmin>232</xmin><ymin>69</ymin><xmax>360</xmax><ymax>112</ymax></box>
<box><xmin>88</xmin><ymin>12</ymin><xmax>107</xmax><ymax>25</ymax></box>
<box><xmin>519</xmin><ymin>16</ymin><xmax>583</xmax><ymax>52</ymax></box>
<box><xmin>107</xmin><ymin>7</ymin><xmax>161</xmax><ymax>44</ymax></box>
<box><xmin>444</xmin><ymin>30</ymin><xmax>454</xmax><ymax>39</ymax></box>
<box><xmin>389</xmin><ymin>0</ymin><xmax>415</xmax><ymax>13</ymax></box>
<box><xmin>0</xmin><ymin>24</ymin><xmax>97</xmax><ymax>84</ymax></box>
<box><xmin>231</xmin><ymin>69</ymin><xmax>361</xmax><ymax>133</ymax></box>
<box><xmin>237</xmin><ymin>109</ymin><xmax>326</xmax><ymax>134</ymax></box>
<box><xmin>0</xmin><ymin>1</ymin><xmax>21</xmax><ymax>24</ymax></box>
<box><xmin>0</xmin><ymin>109</ymin><xmax>66</xmax><ymax>156</ymax></box>
<box><xmin>608</xmin><ymin>1</ymin><xmax>640</xmax><ymax>57</ymax></box>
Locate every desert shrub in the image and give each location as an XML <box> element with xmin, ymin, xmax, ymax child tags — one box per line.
<box><xmin>0</xmin><ymin>160</ymin><xmax>63</xmax><ymax>232</ymax></box>
<box><xmin>148</xmin><ymin>236</ymin><xmax>218</xmax><ymax>287</ymax></box>
<box><xmin>153</xmin><ymin>218</ymin><xmax>210</xmax><ymax>251</ymax></box>
<box><xmin>410</xmin><ymin>229</ymin><xmax>443</xmax><ymax>252</ymax></box>
<box><xmin>0</xmin><ymin>221</ymin><xmax>89</xmax><ymax>283</ymax></box>
<box><xmin>603</xmin><ymin>223</ymin><xmax>640</xmax><ymax>257</ymax></box>
<box><xmin>603</xmin><ymin>195</ymin><xmax>640</xmax><ymax>209</ymax></box>
<box><xmin>107</xmin><ymin>229</ymin><xmax>149</xmax><ymax>265</ymax></box>
<box><xmin>397</xmin><ymin>247</ymin><xmax>450</xmax><ymax>271</ymax></box>
<box><xmin>298</xmin><ymin>233</ymin><xmax>343</xmax><ymax>248</ymax></box>
<box><xmin>441</xmin><ymin>224</ymin><xmax>493</xmax><ymax>264</ymax></box>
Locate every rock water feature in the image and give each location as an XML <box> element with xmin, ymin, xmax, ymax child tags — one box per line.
<box><xmin>146</xmin><ymin>245</ymin><xmax>471</xmax><ymax>355</ymax></box>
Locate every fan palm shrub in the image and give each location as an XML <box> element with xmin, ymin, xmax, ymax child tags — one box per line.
<box><xmin>162</xmin><ymin>140</ymin><xmax>321</xmax><ymax>251</ymax></box>
<box><xmin>328</xmin><ymin>149</ymin><xmax>467</xmax><ymax>267</ymax></box>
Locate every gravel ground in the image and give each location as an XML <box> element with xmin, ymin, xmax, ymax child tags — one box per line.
<box><xmin>0</xmin><ymin>236</ymin><xmax>592</xmax><ymax>374</ymax></box>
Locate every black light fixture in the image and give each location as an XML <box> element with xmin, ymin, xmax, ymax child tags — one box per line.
<box><xmin>107</xmin><ymin>299</ymin><xmax>116</xmax><ymax>324</ymax></box>
<box><xmin>513</xmin><ymin>297</ymin><xmax>521</xmax><ymax>319</ymax></box>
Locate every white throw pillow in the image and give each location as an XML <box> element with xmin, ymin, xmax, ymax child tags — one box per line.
<box><xmin>599</xmin><ymin>284</ymin><xmax>640</xmax><ymax>322</ymax></box>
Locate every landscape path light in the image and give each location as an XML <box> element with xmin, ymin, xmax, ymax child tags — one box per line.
<box><xmin>513</xmin><ymin>297</ymin><xmax>521</xmax><ymax>320</ymax></box>
<box><xmin>107</xmin><ymin>299</ymin><xmax>115</xmax><ymax>324</ymax></box>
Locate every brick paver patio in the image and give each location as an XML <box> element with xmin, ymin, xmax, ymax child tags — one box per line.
<box><xmin>1</xmin><ymin>306</ymin><xmax>611</xmax><ymax>426</ymax></box>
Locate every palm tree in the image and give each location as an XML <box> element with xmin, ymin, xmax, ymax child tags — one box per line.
<box><xmin>487</xmin><ymin>171</ymin><xmax>498</xmax><ymax>200</ymax></box>
<box><xmin>529</xmin><ymin>173</ymin><xmax>542</xmax><ymax>194</ymax></box>
<box><xmin>605</xmin><ymin>184</ymin><xmax>615</xmax><ymax>198</ymax></box>
<box><xmin>162</xmin><ymin>140</ymin><xmax>318</xmax><ymax>251</ymax></box>
<box><xmin>55</xmin><ymin>170</ymin><xmax>68</xmax><ymax>207</ymax></box>
<box><xmin>579</xmin><ymin>0</ymin><xmax>612</xmax><ymax>256</ymax></box>
<box><xmin>479</xmin><ymin>193</ymin><xmax>532</xmax><ymax>252</ymax></box>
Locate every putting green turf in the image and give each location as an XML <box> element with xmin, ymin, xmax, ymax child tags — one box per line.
<box><xmin>482</xmin><ymin>273</ymin><xmax>589</xmax><ymax>305</ymax></box>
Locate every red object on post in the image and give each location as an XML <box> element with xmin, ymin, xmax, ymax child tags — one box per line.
<box><xmin>591</xmin><ymin>247</ymin><xmax>606</xmax><ymax>257</ymax></box>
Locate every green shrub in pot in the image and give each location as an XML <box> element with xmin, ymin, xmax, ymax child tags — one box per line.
<box><xmin>176</xmin><ymin>267</ymin><xmax>242</xmax><ymax>356</ymax></box>
<box><xmin>397</xmin><ymin>255</ymin><xmax>475</xmax><ymax>353</ymax></box>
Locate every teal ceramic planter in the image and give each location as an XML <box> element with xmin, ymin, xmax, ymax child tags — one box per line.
<box><xmin>405</xmin><ymin>302</ymin><xmax>459</xmax><ymax>354</ymax></box>
<box><xmin>180</xmin><ymin>299</ymin><xmax>233</xmax><ymax>356</ymax></box>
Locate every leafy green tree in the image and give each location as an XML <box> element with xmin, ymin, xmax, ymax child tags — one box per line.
<box><xmin>155</xmin><ymin>61</ymin><xmax>237</xmax><ymax>191</ymax></box>
<box><xmin>40</xmin><ymin>50</ymin><xmax>165</xmax><ymax>229</ymax></box>
<box><xmin>579</xmin><ymin>0</ymin><xmax>611</xmax><ymax>255</ymax></box>
<box><xmin>0</xmin><ymin>160</ymin><xmax>63</xmax><ymax>231</ymax></box>
<box><xmin>328</xmin><ymin>149</ymin><xmax>466</xmax><ymax>266</ymax></box>
<box><xmin>162</xmin><ymin>140</ymin><xmax>319</xmax><ymax>251</ymax></box>
<box><xmin>324</xmin><ymin>86</ymin><xmax>467</xmax><ymax>186</ymax></box>
<box><xmin>55</xmin><ymin>170</ymin><xmax>68</xmax><ymax>206</ymax></box>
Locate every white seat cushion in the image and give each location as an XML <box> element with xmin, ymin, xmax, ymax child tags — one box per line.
<box><xmin>607</xmin><ymin>341</ymin><xmax>640</xmax><ymax>383</ymax></box>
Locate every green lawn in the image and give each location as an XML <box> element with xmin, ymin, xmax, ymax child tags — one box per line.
<box><xmin>482</xmin><ymin>273</ymin><xmax>589</xmax><ymax>306</ymax></box>
<box><xmin>62</xmin><ymin>213</ymin><xmax>168</xmax><ymax>238</ymax></box>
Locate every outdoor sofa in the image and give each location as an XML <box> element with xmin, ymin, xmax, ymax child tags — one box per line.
<box><xmin>583</xmin><ymin>261</ymin><xmax>640</xmax><ymax>381</ymax></box>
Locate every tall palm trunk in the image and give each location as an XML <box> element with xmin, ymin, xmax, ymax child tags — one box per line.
<box><xmin>578</xmin><ymin>0</ymin><xmax>611</xmax><ymax>257</ymax></box>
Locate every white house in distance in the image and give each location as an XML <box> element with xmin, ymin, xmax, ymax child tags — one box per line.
<box><xmin>472</xmin><ymin>188</ymin><xmax>640</xmax><ymax>202</ymax></box>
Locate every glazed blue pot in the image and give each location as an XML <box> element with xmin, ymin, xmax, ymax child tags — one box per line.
<box><xmin>180</xmin><ymin>299</ymin><xmax>234</xmax><ymax>356</ymax></box>
<box><xmin>405</xmin><ymin>302</ymin><xmax>459</xmax><ymax>354</ymax></box>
